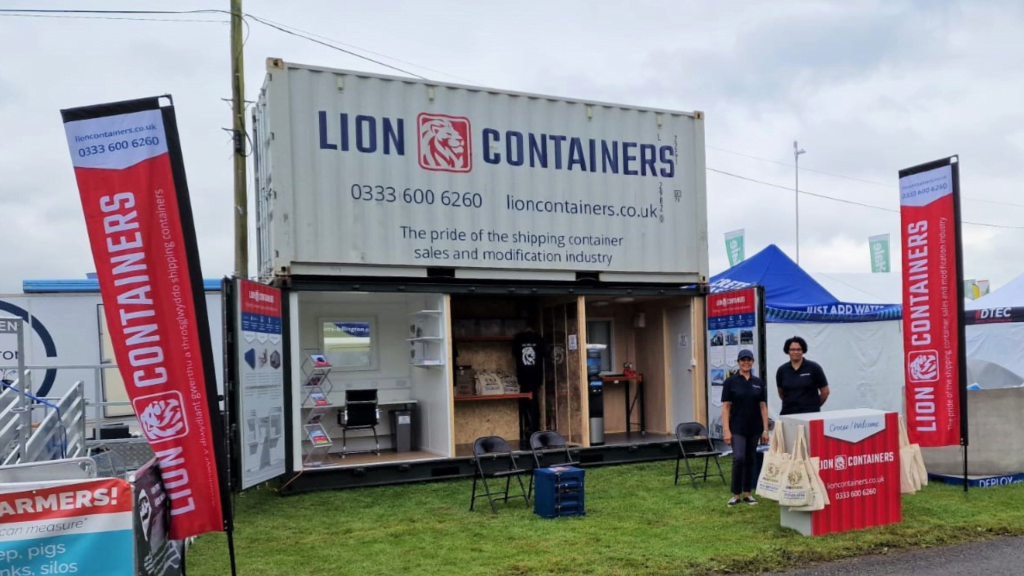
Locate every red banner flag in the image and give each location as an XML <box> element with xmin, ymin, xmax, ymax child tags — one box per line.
<box><xmin>61</xmin><ymin>97</ymin><xmax>225</xmax><ymax>538</ymax></box>
<box><xmin>898</xmin><ymin>157</ymin><xmax>966</xmax><ymax>448</ymax></box>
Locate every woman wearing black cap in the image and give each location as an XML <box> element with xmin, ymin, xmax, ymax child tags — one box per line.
<box><xmin>721</xmin><ymin>348</ymin><xmax>769</xmax><ymax>506</ymax></box>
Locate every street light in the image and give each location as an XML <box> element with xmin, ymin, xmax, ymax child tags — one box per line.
<box><xmin>794</xmin><ymin>140</ymin><xmax>806</xmax><ymax>265</ymax></box>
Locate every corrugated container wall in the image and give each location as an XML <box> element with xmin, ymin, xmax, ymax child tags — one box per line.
<box><xmin>254</xmin><ymin>59</ymin><xmax>709</xmax><ymax>283</ymax></box>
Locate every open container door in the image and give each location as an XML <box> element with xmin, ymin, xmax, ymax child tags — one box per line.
<box><xmin>705</xmin><ymin>286</ymin><xmax>767</xmax><ymax>442</ymax></box>
<box><xmin>223</xmin><ymin>277</ymin><xmax>287</xmax><ymax>491</ymax></box>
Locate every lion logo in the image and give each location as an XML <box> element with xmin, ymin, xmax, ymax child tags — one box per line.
<box><xmin>417</xmin><ymin>113</ymin><xmax>472</xmax><ymax>172</ymax></box>
<box><xmin>133</xmin><ymin>391</ymin><xmax>189</xmax><ymax>443</ymax></box>
<box><xmin>834</xmin><ymin>455</ymin><xmax>847</xmax><ymax>471</ymax></box>
<box><xmin>908</xmin><ymin>350</ymin><xmax>939</xmax><ymax>382</ymax></box>
<box><xmin>765</xmin><ymin>463</ymin><xmax>779</xmax><ymax>479</ymax></box>
<box><xmin>787</xmin><ymin>470</ymin><xmax>803</xmax><ymax>486</ymax></box>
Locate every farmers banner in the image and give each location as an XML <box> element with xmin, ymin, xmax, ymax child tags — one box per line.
<box><xmin>0</xmin><ymin>478</ymin><xmax>134</xmax><ymax>576</ymax></box>
<box><xmin>60</xmin><ymin>96</ymin><xmax>225</xmax><ymax>538</ymax></box>
<box><xmin>897</xmin><ymin>156</ymin><xmax>966</xmax><ymax>448</ymax></box>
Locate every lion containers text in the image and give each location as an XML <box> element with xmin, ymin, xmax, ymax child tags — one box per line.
<box><xmin>255</xmin><ymin>60</ymin><xmax>709</xmax><ymax>280</ymax></box>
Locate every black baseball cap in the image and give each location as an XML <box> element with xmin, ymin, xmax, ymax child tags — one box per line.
<box><xmin>737</xmin><ymin>349</ymin><xmax>755</xmax><ymax>361</ymax></box>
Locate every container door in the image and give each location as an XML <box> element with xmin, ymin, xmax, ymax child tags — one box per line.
<box><xmin>667</xmin><ymin>306</ymin><xmax>694</xmax><ymax>427</ymax></box>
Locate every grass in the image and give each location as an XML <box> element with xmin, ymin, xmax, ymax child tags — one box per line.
<box><xmin>185</xmin><ymin>460</ymin><xmax>1024</xmax><ymax>576</ymax></box>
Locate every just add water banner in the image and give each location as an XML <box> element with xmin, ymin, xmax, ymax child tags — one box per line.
<box><xmin>60</xmin><ymin>97</ymin><xmax>225</xmax><ymax>538</ymax></box>
<box><xmin>898</xmin><ymin>156</ymin><xmax>966</xmax><ymax>448</ymax></box>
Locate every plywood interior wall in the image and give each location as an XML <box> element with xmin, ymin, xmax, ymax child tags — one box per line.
<box><xmin>584</xmin><ymin>295</ymin><xmax>695</xmax><ymax>435</ymax></box>
<box><xmin>454</xmin><ymin>401</ymin><xmax>519</xmax><ymax>445</ymax></box>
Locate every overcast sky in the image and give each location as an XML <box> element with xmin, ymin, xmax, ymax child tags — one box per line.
<box><xmin>2</xmin><ymin>0</ymin><xmax>1022</xmax><ymax>297</ymax></box>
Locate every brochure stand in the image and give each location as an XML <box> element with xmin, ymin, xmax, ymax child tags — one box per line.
<box><xmin>301</xmin><ymin>350</ymin><xmax>334</xmax><ymax>467</ymax></box>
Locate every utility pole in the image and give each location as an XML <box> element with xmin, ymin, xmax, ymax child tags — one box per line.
<box><xmin>793</xmin><ymin>140</ymin><xmax>805</xmax><ymax>265</ymax></box>
<box><xmin>231</xmin><ymin>0</ymin><xmax>247</xmax><ymax>278</ymax></box>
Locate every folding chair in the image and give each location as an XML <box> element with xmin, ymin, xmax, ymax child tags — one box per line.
<box><xmin>469</xmin><ymin>436</ymin><xmax>531</xmax><ymax>513</ymax></box>
<box><xmin>527</xmin><ymin>430</ymin><xmax>578</xmax><ymax>500</ymax></box>
<box><xmin>673</xmin><ymin>422</ymin><xmax>726</xmax><ymax>488</ymax></box>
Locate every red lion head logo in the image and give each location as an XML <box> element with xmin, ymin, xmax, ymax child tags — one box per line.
<box><xmin>417</xmin><ymin>113</ymin><xmax>471</xmax><ymax>172</ymax></box>
<box><xmin>134</xmin><ymin>392</ymin><xmax>189</xmax><ymax>443</ymax></box>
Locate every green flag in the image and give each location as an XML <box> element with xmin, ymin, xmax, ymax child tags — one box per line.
<box><xmin>725</xmin><ymin>229</ymin><xmax>745</xmax><ymax>267</ymax></box>
<box><xmin>869</xmin><ymin>233</ymin><xmax>890</xmax><ymax>273</ymax></box>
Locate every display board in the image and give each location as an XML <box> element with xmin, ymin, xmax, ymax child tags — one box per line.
<box><xmin>706</xmin><ymin>286</ymin><xmax>766</xmax><ymax>439</ymax></box>
<box><xmin>235</xmin><ymin>278</ymin><xmax>286</xmax><ymax>488</ymax></box>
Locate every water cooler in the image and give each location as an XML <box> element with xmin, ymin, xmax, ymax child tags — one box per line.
<box><xmin>587</xmin><ymin>345</ymin><xmax>605</xmax><ymax>446</ymax></box>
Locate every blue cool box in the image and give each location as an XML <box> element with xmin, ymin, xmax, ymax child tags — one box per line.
<box><xmin>533</xmin><ymin>466</ymin><xmax>586</xmax><ymax>519</ymax></box>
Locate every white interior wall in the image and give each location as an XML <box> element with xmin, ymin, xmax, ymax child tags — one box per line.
<box><xmin>293</xmin><ymin>291</ymin><xmax>451</xmax><ymax>458</ymax></box>
<box><xmin>407</xmin><ymin>294</ymin><xmax>451</xmax><ymax>457</ymax></box>
<box><xmin>765</xmin><ymin>321</ymin><xmax>905</xmax><ymax>420</ymax></box>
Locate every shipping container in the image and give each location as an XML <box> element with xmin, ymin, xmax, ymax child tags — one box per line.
<box><xmin>245</xmin><ymin>60</ymin><xmax>714</xmax><ymax>494</ymax></box>
<box><xmin>253</xmin><ymin>59</ymin><xmax>708</xmax><ymax>284</ymax></box>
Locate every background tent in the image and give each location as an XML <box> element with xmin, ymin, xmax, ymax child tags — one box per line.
<box><xmin>709</xmin><ymin>245</ymin><xmax>905</xmax><ymax>423</ymax></box>
<box><xmin>962</xmin><ymin>270</ymin><xmax>1024</xmax><ymax>389</ymax></box>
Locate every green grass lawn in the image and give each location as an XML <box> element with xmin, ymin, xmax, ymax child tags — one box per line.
<box><xmin>185</xmin><ymin>461</ymin><xmax>1024</xmax><ymax>576</ymax></box>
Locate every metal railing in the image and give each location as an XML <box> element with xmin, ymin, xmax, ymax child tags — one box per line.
<box><xmin>0</xmin><ymin>362</ymin><xmax>147</xmax><ymax>470</ymax></box>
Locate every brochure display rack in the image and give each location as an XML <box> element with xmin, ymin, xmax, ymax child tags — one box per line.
<box><xmin>301</xmin><ymin>350</ymin><xmax>334</xmax><ymax>467</ymax></box>
<box><xmin>408</xmin><ymin>309</ymin><xmax>445</xmax><ymax>368</ymax></box>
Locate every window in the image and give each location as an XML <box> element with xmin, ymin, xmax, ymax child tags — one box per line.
<box><xmin>586</xmin><ymin>319</ymin><xmax>614</xmax><ymax>373</ymax></box>
<box><xmin>321</xmin><ymin>318</ymin><xmax>377</xmax><ymax>371</ymax></box>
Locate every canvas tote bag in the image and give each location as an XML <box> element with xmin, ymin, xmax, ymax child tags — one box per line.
<box><xmin>790</xmin><ymin>454</ymin><xmax>829</xmax><ymax>512</ymax></box>
<box><xmin>755</xmin><ymin>423</ymin><xmax>789</xmax><ymax>501</ymax></box>
<box><xmin>899</xmin><ymin>415</ymin><xmax>926</xmax><ymax>493</ymax></box>
<box><xmin>779</xmin><ymin>426</ymin><xmax>813</xmax><ymax>508</ymax></box>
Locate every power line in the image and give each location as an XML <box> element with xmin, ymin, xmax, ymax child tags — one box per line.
<box><xmin>244</xmin><ymin>14</ymin><xmax>429</xmax><ymax>80</ymax></box>
<box><xmin>707</xmin><ymin>144</ymin><xmax>1024</xmax><ymax>209</ymax></box>
<box><xmin>244</xmin><ymin>14</ymin><xmax>479</xmax><ymax>84</ymax></box>
<box><xmin>706</xmin><ymin>167</ymin><xmax>1024</xmax><ymax>230</ymax></box>
<box><xmin>0</xmin><ymin>13</ymin><xmax>226</xmax><ymax>22</ymax></box>
<box><xmin>0</xmin><ymin>7</ymin><xmax>438</xmax><ymax>80</ymax></box>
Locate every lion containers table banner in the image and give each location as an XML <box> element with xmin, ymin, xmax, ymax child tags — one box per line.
<box><xmin>898</xmin><ymin>156</ymin><xmax>966</xmax><ymax>448</ymax></box>
<box><xmin>0</xmin><ymin>478</ymin><xmax>134</xmax><ymax>575</ymax></box>
<box><xmin>780</xmin><ymin>409</ymin><xmax>902</xmax><ymax>537</ymax></box>
<box><xmin>59</xmin><ymin>96</ymin><xmax>224</xmax><ymax>539</ymax></box>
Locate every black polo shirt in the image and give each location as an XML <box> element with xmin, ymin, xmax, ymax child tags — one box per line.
<box><xmin>776</xmin><ymin>359</ymin><xmax>829</xmax><ymax>415</ymax></box>
<box><xmin>720</xmin><ymin>373</ymin><xmax>767</xmax><ymax>436</ymax></box>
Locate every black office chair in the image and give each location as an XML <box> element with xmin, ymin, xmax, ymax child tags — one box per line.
<box><xmin>469</xmin><ymin>436</ymin><xmax>531</xmax><ymax>513</ymax></box>
<box><xmin>673</xmin><ymin>422</ymin><xmax>726</xmax><ymax>488</ymax></box>
<box><xmin>527</xmin><ymin>430</ymin><xmax>578</xmax><ymax>500</ymax></box>
<box><xmin>339</xmin><ymin>389</ymin><xmax>381</xmax><ymax>457</ymax></box>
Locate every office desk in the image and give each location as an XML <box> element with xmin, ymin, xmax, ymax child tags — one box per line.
<box><xmin>601</xmin><ymin>375</ymin><xmax>644</xmax><ymax>434</ymax></box>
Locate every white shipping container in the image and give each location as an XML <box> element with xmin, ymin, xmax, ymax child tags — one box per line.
<box><xmin>255</xmin><ymin>59</ymin><xmax>709</xmax><ymax>283</ymax></box>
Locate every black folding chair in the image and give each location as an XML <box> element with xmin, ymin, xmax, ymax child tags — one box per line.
<box><xmin>527</xmin><ymin>430</ymin><xmax>578</xmax><ymax>500</ymax></box>
<box><xmin>674</xmin><ymin>422</ymin><xmax>726</xmax><ymax>488</ymax></box>
<box><xmin>469</xmin><ymin>436</ymin><xmax>531</xmax><ymax>513</ymax></box>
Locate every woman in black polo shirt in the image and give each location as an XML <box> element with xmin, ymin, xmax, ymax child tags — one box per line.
<box><xmin>721</xmin><ymin>349</ymin><xmax>769</xmax><ymax>506</ymax></box>
<box><xmin>776</xmin><ymin>336</ymin><xmax>830</xmax><ymax>415</ymax></box>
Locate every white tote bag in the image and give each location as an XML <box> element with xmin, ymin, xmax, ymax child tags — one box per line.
<box><xmin>780</xmin><ymin>426</ymin><xmax>813</xmax><ymax>508</ymax></box>
<box><xmin>756</xmin><ymin>423</ymin><xmax>789</xmax><ymax>501</ymax></box>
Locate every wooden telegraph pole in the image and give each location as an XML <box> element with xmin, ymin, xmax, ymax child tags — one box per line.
<box><xmin>231</xmin><ymin>0</ymin><xmax>247</xmax><ymax>278</ymax></box>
